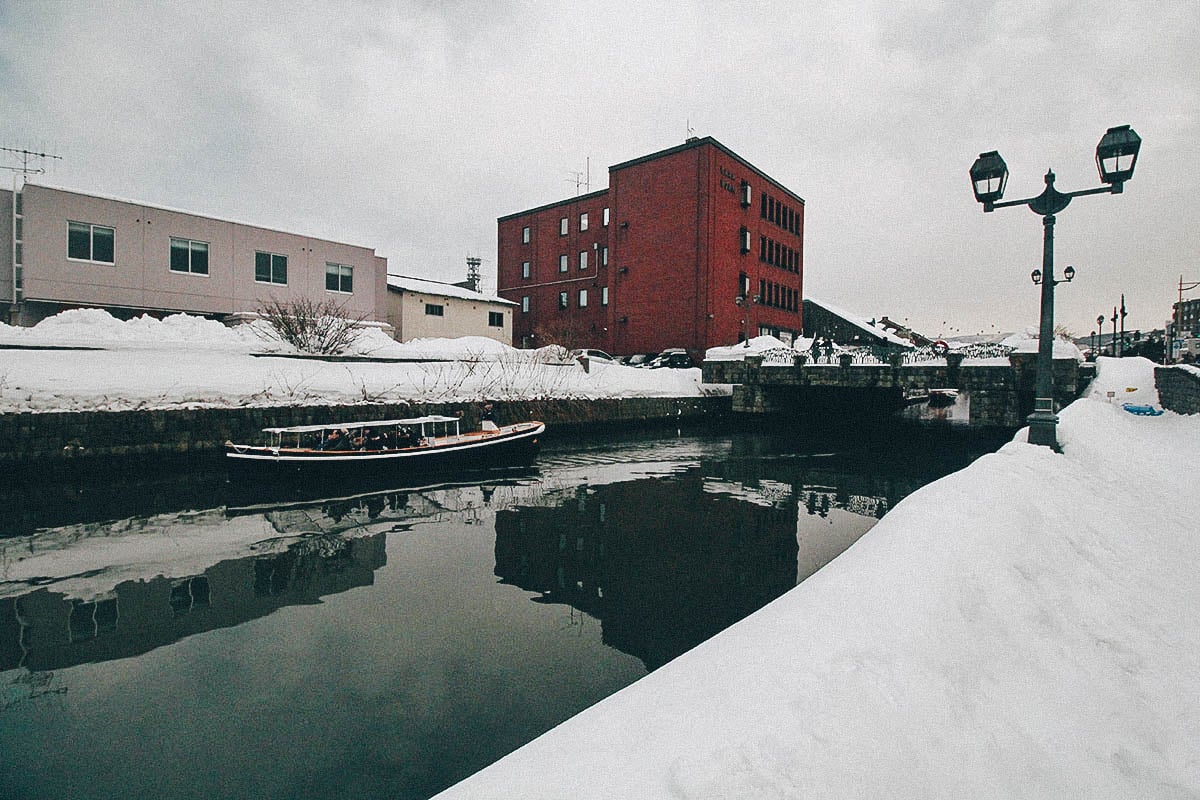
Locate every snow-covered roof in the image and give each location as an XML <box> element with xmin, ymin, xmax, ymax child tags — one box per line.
<box><xmin>387</xmin><ymin>274</ymin><xmax>515</xmax><ymax>305</ymax></box>
<box><xmin>805</xmin><ymin>297</ymin><xmax>913</xmax><ymax>347</ymax></box>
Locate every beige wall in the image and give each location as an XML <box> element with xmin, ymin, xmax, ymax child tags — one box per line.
<box><xmin>387</xmin><ymin>288</ymin><xmax>513</xmax><ymax>344</ymax></box>
<box><xmin>16</xmin><ymin>185</ymin><xmax>387</xmax><ymax>321</ymax></box>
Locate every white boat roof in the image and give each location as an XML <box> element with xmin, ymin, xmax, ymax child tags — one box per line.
<box><xmin>263</xmin><ymin>416</ymin><xmax>461</xmax><ymax>434</ymax></box>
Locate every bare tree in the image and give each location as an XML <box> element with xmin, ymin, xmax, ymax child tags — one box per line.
<box><xmin>256</xmin><ymin>297</ymin><xmax>368</xmax><ymax>355</ymax></box>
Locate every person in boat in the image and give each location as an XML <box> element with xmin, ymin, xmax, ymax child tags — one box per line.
<box><xmin>320</xmin><ymin>428</ymin><xmax>353</xmax><ymax>451</ymax></box>
<box><xmin>480</xmin><ymin>402</ymin><xmax>498</xmax><ymax>432</ymax></box>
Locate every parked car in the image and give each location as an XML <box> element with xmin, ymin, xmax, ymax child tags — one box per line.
<box><xmin>622</xmin><ymin>353</ymin><xmax>655</xmax><ymax>367</ymax></box>
<box><xmin>647</xmin><ymin>348</ymin><xmax>695</xmax><ymax>369</ymax></box>
<box><xmin>570</xmin><ymin>348</ymin><xmax>617</xmax><ymax>363</ymax></box>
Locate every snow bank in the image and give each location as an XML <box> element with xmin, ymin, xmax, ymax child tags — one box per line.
<box><xmin>705</xmin><ymin>334</ymin><xmax>812</xmax><ymax>361</ymax></box>
<box><xmin>0</xmin><ymin>309</ymin><xmax>715</xmax><ymax>412</ymax></box>
<box><xmin>1001</xmin><ymin>325</ymin><xmax>1085</xmax><ymax>360</ymax></box>
<box><xmin>434</xmin><ymin>357</ymin><xmax>1200</xmax><ymax>799</ymax></box>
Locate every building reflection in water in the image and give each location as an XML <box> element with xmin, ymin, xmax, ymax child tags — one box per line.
<box><xmin>0</xmin><ymin>527</ymin><xmax>387</xmax><ymax>675</ymax></box>
<box><xmin>490</xmin><ymin>442</ymin><xmax>931</xmax><ymax>671</ymax></box>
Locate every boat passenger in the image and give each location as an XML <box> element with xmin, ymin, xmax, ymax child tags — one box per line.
<box><xmin>481</xmin><ymin>402</ymin><xmax>498</xmax><ymax>432</ymax></box>
<box><xmin>321</xmin><ymin>428</ymin><xmax>353</xmax><ymax>451</ymax></box>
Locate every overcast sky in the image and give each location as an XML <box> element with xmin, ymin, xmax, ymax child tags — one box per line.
<box><xmin>2</xmin><ymin>1</ymin><xmax>1196</xmax><ymax>338</ymax></box>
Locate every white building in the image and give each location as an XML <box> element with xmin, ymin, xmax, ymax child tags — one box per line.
<box><xmin>386</xmin><ymin>275</ymin><xmax>515</xmax><ymax>345</ymax></box>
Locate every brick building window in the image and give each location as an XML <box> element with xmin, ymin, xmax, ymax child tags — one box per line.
<box><xmin>739</xmin><ymin>226</ymin><xmax>751</xmax><ymax>254</ymax></box>
<box><xmin>603</xmin><ymin>207</ymin><xmax>610</xmax><ymax>226</ymax></box>
<box><xmin>68</xmin><ymin>221</ymin><xmax>115</xmax><ymax>264</ymax></box>
<box><xmin>522</xmin><ymin>261</ymin><xmax>530</xmax><ymax>279</ymax></box>
<box><xmin>601</xmin><ymin>286</ymin><xmax>609</xmax><ymax>306</ymax></box>
<box><xmin>560</xmin><ymin>217</ymin><xmax>568</xmax><ymax>235</ymax></box>
<box><xmin>560</xmin><ymin>254</ymin><xmax>568</xmax><ymax>272</ymax></box>
<box><xmin>521</xmin><ymin>296</ymin><xmax>530</xmax><ymax>313</ymax></box>
<box><xmin>579</xmin><ymin>250</ymin><xmax>588</xmax><ymax>270</ymax></box>
<box><xmin>578</xmin><ymin>289</ymin><xmax>588</xmax><ymax>307</ymax></box>
<box><xmin>558</xmin><ymin>291</ymin><xmax>568</xmax><ymax>310</ymax></box>
<box><xmin>580</xmin><ymin>212</ymin><xmax>589</xmax><ymax>231</ymax></box>
<box><xmin>522</xmin><ymin>226</ymin><xmax>530</xmax><ymax>243</ymax></box>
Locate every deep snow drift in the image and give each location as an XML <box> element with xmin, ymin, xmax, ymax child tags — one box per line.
<box><xmin>434</xmin><ymin>357</ymin><xmax>1200</xmax><ymax>799</ymax></box>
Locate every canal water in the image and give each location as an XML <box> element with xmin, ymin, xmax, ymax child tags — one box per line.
<box><xmin>1</xmin><ymin>425</ymin><xmax>1004</xmax><ymax>800</ymax></box>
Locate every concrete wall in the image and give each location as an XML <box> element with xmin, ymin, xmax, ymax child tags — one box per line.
<box><xmin>14</xmin><ymin>184</ymin><xmax>387</xmax><ymax>323</ymax></box>
<box><xmin>0</xmin><ymin>397</ymin><xmax>728</xmax><ymax>465</ymax></box>
<box><xmin>1155</xmin><ymin>366</ymin><xmax>1200</xmax><ymax>414</ymax></box>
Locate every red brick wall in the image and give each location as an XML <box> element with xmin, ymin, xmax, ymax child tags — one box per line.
<box><xmin>498</xmin><ymin>138</ymin><xmax>803</xmax><ymax>359</ymax></box>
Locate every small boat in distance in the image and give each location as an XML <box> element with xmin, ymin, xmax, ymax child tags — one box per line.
<box><xmin>927</xmin><ymin>388</ymin><xmax>959</xmax><ymax>407</ymax></box>
<box><xmin>225</xmin><ymin>415</ymin><xmax>545</xmax><ymax>474</ymax></box>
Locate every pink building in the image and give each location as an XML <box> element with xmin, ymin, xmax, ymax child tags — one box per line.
<box><xmin>1</xmin><ymin>183</ymin><xmax>388</xmax><ymax>326</ymax></box>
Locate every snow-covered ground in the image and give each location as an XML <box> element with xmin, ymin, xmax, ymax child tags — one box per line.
<box><xmin>0</xmin><ymin>310</ymin><xmax>714</xmax><ymax>413</ymax></box>
<box><xmin>434</xmin><ymin>356</ymin><xmax>1200</xmax><ymax>799</ymax></box>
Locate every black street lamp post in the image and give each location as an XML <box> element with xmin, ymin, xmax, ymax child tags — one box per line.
<box><xmin>1097</xmin><ymin>314</ymin><xmax>1106</xmax><ymax>358</ymax></box>
<box><xmin>970</xmin><ymin>125</ymin><xmax>1141</xmax><ymax>449</ymax></box>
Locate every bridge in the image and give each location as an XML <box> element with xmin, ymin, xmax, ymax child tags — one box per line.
<box><xmin>702</xmin><ymin>349</ymin><xmax>1095</xmax><ymax>429</ymax></box>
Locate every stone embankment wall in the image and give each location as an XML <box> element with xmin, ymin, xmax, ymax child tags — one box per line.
<box><xmin>1155</xmin><ymin>366</ymin><xmax>1200</xmax><ymax>414</ymax></box>
<box><xmin>704</xmin><ymin>353</ymin><xmax>1092</xmax><ymax>429</ymax></box>
<box><xmin>0</xmin><ymin>397</ymin><xmax>729</xmax><ymax>465</ymax></box>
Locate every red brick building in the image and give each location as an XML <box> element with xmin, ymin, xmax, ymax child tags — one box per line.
<box><xmin>497</xmin><ymin>137</ymin><xmax>804</xmax><ymax>358</ymax></box>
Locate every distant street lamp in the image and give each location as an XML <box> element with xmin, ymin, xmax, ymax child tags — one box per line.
<box><xmin>1111</xmin><ymin>307</ymin><xmax>1119</xmax><ymax>356</ymax></box>
<box><xmin>1097</xmin><ymin>314</ymin><xmax>1106</xmax><ymax>357</ymax></box>
<box><xmin>1090</xmin><ymin>329</ymin><xmax>1097</xmax><ymax>359</ymax></box>
<box><xmin>970</xmin><ymin>125</ymin><xmax>1140</xmax><ymax>448</ymax></box>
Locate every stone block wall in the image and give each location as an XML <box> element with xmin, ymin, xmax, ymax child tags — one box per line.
<box><xmin>0</xmin><ymin>397</ymin><xmax>730</xmax><ymax>466</ymax></box>
<box><xmin>1155</xmin><ymin>366</ymin><xmax>1200</xmax><ymax>414</ymax></box>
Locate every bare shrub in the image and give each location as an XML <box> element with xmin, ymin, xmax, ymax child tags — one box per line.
<box><xmin>256</xmin><ymin>297</ymin><xmax>368</xmax><ymax>355</ymax></box>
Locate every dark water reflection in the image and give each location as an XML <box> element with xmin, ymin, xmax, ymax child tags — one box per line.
<box><xmin>0</xmin><ymin>426</ymin><xmax>1002</xmax><ymax>800</ymax></box>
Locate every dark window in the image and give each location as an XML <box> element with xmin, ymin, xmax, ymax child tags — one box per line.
<box><xmin>325</xmin><ymin>262</ymin><xmax>353</xmax><ymax>293</ymax></box>
<box><xmin>255</xmin><ymin>251</ymin><xmax>288</xmax><ymax>284</ymax></box>
<box><xmin>68</xmin><ymin>221</ymin><xmax>115</xmax><ymax>263</ymax></box>
<box><xmin>425</xmin><ymin>303</ymin><xmax>444</xmax><ymax>316</ymax></box>
<box><xmin>170</xmin><ymin>238</ymin><xmax>209</xmax><ymax>274</ymax></box>
<box><xmin>488</xmin><ymin>311</ymin><xmax>504</xmax><ymax>327</ymax></box>
<box><xmin>558</xmin><ymin>291</ymin><xmax>568</xmax><ymax>310</ymax></box>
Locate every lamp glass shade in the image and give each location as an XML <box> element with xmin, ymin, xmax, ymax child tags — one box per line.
<box><xmin>1063</xmin><ymin>265</ymin><xmax>1075</xmax><ymax>281</ymax></box>
<box><xmin>1031</xmin><ymin>269</ymin><xmax>1042</xmax><ymax>285</ymax></box>
<box><xmin>969</xmin><ymin>150</ymin><xmax>1008</xmax><ymax>204</ymax></box>
<box><xmin>1096</xmin><ymin>125</ymin><xmax>1141</xmax><ymax>185</ymax></box>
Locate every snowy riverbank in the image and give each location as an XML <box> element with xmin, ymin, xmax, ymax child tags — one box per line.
<box><xmin>434</xmin><ymin>357</ymin><xmax>1200</xmax><ymax>799</ymax></box>
<box><xmin>0</xmin><ymin>310</ymin><xmax>713</xmax><ymax>413</ymax></box>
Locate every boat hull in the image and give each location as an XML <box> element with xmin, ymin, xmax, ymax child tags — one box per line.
<box><xmin>225</xmin><ymin>421</ymin><xmax>545</xmax><ymax>477</ymax></box>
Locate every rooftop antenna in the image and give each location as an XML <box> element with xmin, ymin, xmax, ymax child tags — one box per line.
<box><xmin>686</xmin><ymin>120</ymin><xmax>697</xmax><ymax>142</ymax></box>
<box><xmin>465</xmin><ymin>255</ymin><xmax>482</xmax><ymax>292</ymax></box>
<box><xmin>566</xmin><ymin>157</ymin><xmax>591</xmax><ymax>195</ymax></box>
<box><xmin>1</xmin><ymin>146</ymin><xmax>62</xmax><ymax>182</ymax></box>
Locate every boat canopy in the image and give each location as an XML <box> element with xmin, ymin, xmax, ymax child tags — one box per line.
<box><xmin>262</xmin><ymin>416</ymin><xmax>461</xmax><ymax>434</ymax></box>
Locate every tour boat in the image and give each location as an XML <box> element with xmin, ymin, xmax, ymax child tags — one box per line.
<box><xmin>225</xmin><ymin>415</ymin><xmax>545</xmax><ymax>474</ymax></box>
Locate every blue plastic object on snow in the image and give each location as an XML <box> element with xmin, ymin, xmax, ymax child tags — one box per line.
<box><xmin>1122</xmin><ymin>403</ymin><xmax>1163</xmax><ymax>416</ymax></box>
